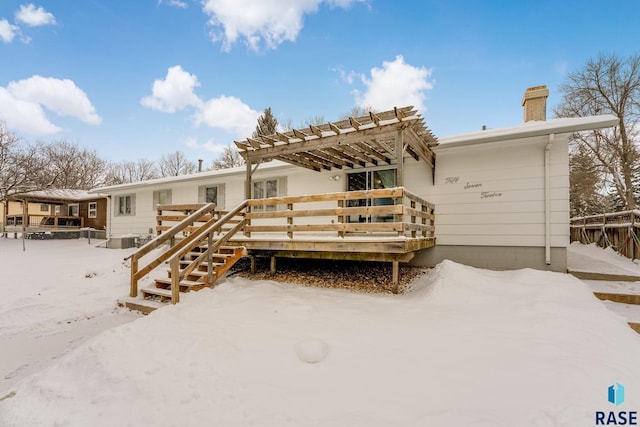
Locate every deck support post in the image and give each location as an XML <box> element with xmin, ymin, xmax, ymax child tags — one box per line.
<box><xmin>207</xmin><ymin>232</ymin><xmax>213</xmax><ymax>285</ymax></box>
<box><xmin>270</xmin><ymin>256</ymin><xmax>277</xmax><ymax>275</ymax></box>
<box><xmin>392</xmin><ymin>261</ymin><xmax>399</xmax><ymax>294</ymax></box>
<box><xmin>170</xmin><ymin>257</ymin><xmax>180</xmax><ymax>304</ymax></box>
<box><xmin>130</xmin><ymin>257</ymin><xmax>139</xmax><ymax>297</ymax></box>
<box><xmin>250</xmin><ymin>255</ymin><xmax>256</xmax><ymax>274</ymax></box>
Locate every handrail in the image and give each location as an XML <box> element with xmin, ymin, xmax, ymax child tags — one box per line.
<box><xmin>128</xmin><ymin>203</ymin><xmax>216</xmax><ymax>297</ymax></box>
<box><xmin>130</xmin><ymin>200</ymin><xmax>247</xmax><ymax>304</ymax></box>
<box><xmin>128</xmin><ymin>203</ymin><xmax>217</xmax><ymax>261</ymax></box>
<box><xmin>167</xmin><ymin>200</ymin><xmax>248</xmax><ymax>303</ymax></box>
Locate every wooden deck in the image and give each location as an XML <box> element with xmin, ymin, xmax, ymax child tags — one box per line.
<box><xmin>126</xmin><ymin>187</ymin><xmax>436</xmax><ymax>310</ymax></box>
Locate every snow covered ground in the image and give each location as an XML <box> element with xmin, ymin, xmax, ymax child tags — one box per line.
<box><xmin>568</xmin><ymin>240</ymin><xmax>640</xmax><ymax>276</ymax></box>
<box><xmin>1</xmin><ymin>238</ymin><xmax>640</xmax><ymax>426</ymax></box>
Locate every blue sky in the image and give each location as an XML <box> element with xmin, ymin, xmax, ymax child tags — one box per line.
<box><xmin>1</xmin><ymin>0</ymin><xmax>639</xmax><ymax>163</ymax></box>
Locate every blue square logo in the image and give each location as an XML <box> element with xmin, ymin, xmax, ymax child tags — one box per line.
<box><xmin>608</xmin><ymin>383</ymin><xmax>625</xmax><ymax>406</ymax></box>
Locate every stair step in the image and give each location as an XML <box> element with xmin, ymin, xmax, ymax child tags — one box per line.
<box><xmin>141</xmin><ymin>287</ymin><xmax>173</xmax><ymax>298</ymax></box>
<box><xmin>168</xmin><ymin>269</ymin><xmax>218</xmax><ymax>278</ymax></box>
<box><xmin>184</xmin><ymin>252</ymin><xmax>232</xmax><ymax>261</ymax></box>
<box><xmin>155</xmin><ymin>278</ymin><xmax>204</xmax><ymax>289</ymax></box>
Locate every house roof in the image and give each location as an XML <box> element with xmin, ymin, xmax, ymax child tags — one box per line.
<box><xmin>234</xmin><ymin>106</ymin><xmax>437</xmax><ymax>172</ymax></box>
<box><xmin>8</xmin><ymin>189</ymin><xmax>107</xmax><ymax>203</ymax></box>
<box><xmin>434</xmin><ymin>115</ymin><xmax>619</xmax><ymax>150</ymax></box>
<box><xmin>90</xmin><ymin>159</ymin><xmax>296</xmax><ymax>194</ymax></box>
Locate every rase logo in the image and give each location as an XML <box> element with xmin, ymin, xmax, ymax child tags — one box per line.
<box><xmin>596</xmin><ymin>383</ymin><xmax>637</xmax><ymax>425</ymax></box>
<box><xmin>610</xmin><ymin>383</ymin><xmax>626</xmax><ymax>406</ymax></box>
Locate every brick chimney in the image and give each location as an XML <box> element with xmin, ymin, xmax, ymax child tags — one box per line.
<box><xmin>521</xmin><ymin>85</ymin><xmax>549</xmax><ymax>122</ymax></box>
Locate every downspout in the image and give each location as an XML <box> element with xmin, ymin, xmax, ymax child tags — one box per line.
<box><xmin>544</xmin><ymin>134</ymin><xmax>554</xmax><ymax>266</ymax></box>
<box><xmin>107</xmin><ymin>195</ymin><xmax>112</xmax><ymax>247</ymax></box>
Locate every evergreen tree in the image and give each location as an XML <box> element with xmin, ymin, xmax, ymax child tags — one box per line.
<box><xmin>252</xmin><ymin>107</ymin><xmax>278</xmax><ymax>138</ymax></box>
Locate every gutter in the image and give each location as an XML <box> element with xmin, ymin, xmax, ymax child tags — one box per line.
<box><xmin>544</xmin><ymin>134</ymin><xmax>554</xmax><ymax>266</ymax></box>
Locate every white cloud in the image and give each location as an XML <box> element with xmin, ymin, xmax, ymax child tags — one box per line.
<box><xmin>202</xmin><ymin>0</ymin><xmax>365</xmax><ymax>51</ymax></box>
<box><xmin>0</xmin><ymin>19</ymin><xmax>19</xmax><ymax>43</ymax></box>
<box><xmin>141</xmin><ymin>65</ymin><xmax>260</xmax><ymax>138</ymax></box>
<box><xmin>0</xmin><ymin>87</ymin><xmax>61</xmax><ymax>135</ymax></box>
<box><xmin>15</xmin><ymin>4</ymin><xmax>56</xmax><ymax>27</ymax></box>
<box><xmin>195</xmin><ymin>95</ymin><xmax>260</xmax><ymax>138</ymax></box>
<box><xmin>354</xmin><ymin>55</ymin><xmax>434</xmax><ymax>113</ymax></box>
<box><xmin>7</xmin><ymin>76</ymin><xmax>101</xmax><ymax>124</ymax></box>
<box><xmin>158</xmin><ymin>0</ymin><xmax>189</xmax><ymax>8</ymax></box>
<box><xmin>140</xmin><ymin>66</ymin><xmax>201</xmax><ymax>112</ymax></box>
<box><xmin>184</xmin><ymin>136</ymin><xmax>227</xmax><ymax>153</ymax></box>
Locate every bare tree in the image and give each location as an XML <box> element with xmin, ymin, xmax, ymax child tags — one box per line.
<box><xmin>555</xmin><ymin>53</ymin><xmax>640</xmax><ymax>210</ymax></box>
<box><xmin>157</xmin><ymin>151</ymin><xmax>197</xmax><ymax>177</ymax></box>
<box><xmin>303</xmin><ymin>115</ymin><xmax>326</xmax><ymax>127</ymax></box>
<box><xmin>0</xmin><ymin>123</ymin><xmax>46</xmax><ymax>201</ymax></box>
<box><xmin>339</xmin><ymin>106</ymin><xmax>375</xmax><ymax>120</ymax></box>
<box><xmin>279</xmin><ymin>117</ymin><xmax>294</xmax><ymax>132</ymax></box>
<box><xmin>211</xmin><ymin>145</ymin><xmax>244</xmax><ymax>170</ymax></box>
<box><xmin>42</xmin><ymin>141</ymin><xmax>108</xmax><ymax>189</ymax></box>
<box><xmin>105</xmin><ymin>159</ymin><xmax>159</xmax><ymax>184</ymax></box>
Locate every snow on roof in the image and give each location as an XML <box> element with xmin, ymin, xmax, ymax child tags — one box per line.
<box><xmin>435</xmin><ymin>114</ymin><xmax>619</xmax><ymax>149</ymax></box>
<box><xmin>13</xmin><ymin>189</ymin><xmax>106</xmax><ymax>201</ymax></box>
<box><xmin>90</xmin><ymin>160</ymin><xmax>295</xmax><ymax>194</ymax></box>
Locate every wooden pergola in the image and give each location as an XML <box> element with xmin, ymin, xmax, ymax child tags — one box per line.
<box><xmin>234</xmin><ymin>106</ymin><xmax>438</xmax><ymax>198</ymax></box>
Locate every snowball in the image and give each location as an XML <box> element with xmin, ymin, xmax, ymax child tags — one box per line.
<box><xmin>295</xmin><ymin>338</ymin><xmax>329</xmax><ymax>364</ymax></box>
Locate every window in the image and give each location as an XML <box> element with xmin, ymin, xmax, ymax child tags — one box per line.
<box><xmin>346</xmin><ymin>168</ymin><xmax>397</xmax><ymax>222</ymax></box>
<box><xmin>88</xmin><ymin>202</ymin><xmax>97</xmax><ymax>218</ymax></box>
<box><xmin>198</xmin><ymin>184</ymin><xmax>225</xmax><ymax>209</ymax></box>
<box><xmin>252</xmin><ymin>177</ymin><xmax>286</xmax><ymax>211</ymax></box>
<box><xmin>116</xmin><ymin>195</ymin><xmax>135</xmax><ymax>216</ymax></box>
<box><xmin>153</xmin><ymin>189</ymin><xmax>172</xmax><ymax>209</ymax></box>
<box><xmin>68</xmin><ymin>203</ymin><xmax>79</xmax><ymax>217</ymax></box>
<box><xmin>39</xmin><ymin>204</ymin><xmax>49</xmax><ymax>212</ymax></box>
<box><xmin>54</xmin><ymin>206</ymin><xmax>61</xmax><ymax>215</ymax></box>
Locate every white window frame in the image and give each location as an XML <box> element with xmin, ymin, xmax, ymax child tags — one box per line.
<box><xmin>116</xmin><ymin>194</ymin><xmax>135</xmax><ymax>216</ymax></box>
<box><xmin>153</xmin><ymin>189</ymin><xmax>172</xmax><ymax>209</ymax></box>
<box><xmin>88</xmin><ymin>202</ymin><xmax>98</xmax><ymax>218</ymax></box>
<box><xmin>54</xmin><ymin>205</ymin><xmax>61</xmax><ymax>215</ymax></box>
<box><xmin>251</xmin><ymin>177</ymin><xmax>287</xmax><ymax>211</ymax></box>
<box><xmin>198</xmin><ymin>184</ymin><xmax>225</xmax><ymax>209</ymax></box>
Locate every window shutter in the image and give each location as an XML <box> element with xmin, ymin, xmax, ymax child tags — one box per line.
<box><xmin>198</xmin><ymin>186</ymin><xmax>205</xmax><ymax>203</ymax></box>
<box><xmin>277</xmin><ymin>177</ymin><xmax>287</xmax><ymax>196</ymax></box>
<box><xmin>218</xmin><ymin>184</ymin><xmax>225</xmax><ymax>209</ymax></box>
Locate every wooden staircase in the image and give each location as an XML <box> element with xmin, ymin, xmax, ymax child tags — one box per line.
<box><xmin>126</xmin><ymin>201</ymin><xmax>248</xmax><ymax>309</ymax></box>
<box><xmin>140</xmin><ymin>245</ymin><xmax>247</xmax><ymax>302</ymax></box>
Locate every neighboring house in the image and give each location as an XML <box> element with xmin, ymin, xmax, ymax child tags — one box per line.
<box><xmin>2</xmin><ymin>189</ymin><xmax>107</xmax><ymax>237</ymax></box>
<box><xmin>91</xmin><ymin>87</ymin><xmax>618</xmax><ymax>272</ymax></box>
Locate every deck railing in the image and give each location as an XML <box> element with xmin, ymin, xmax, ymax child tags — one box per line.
<box><xmin>570</xmin><ymin>210</ymin><xmax>640</xmax><ymax>259</ymax></box>
<box><xmin>5</xmin><ymin>214</ymin><xmax>84</xmax><ymax>229</ymax></box>
<box><xmin>128</xmin><ymin>202</ymin><xmax>247</xmax><ymax>303</ymax></box>
<box><xmin>245</xmin><ymin>187</ymin><xmax>435</xmax><ymax>240</ymax></box>
<box><xmin>131</xmin><ymin>188</ymin><xmax>436</xmax><ymax>302</ymax></box>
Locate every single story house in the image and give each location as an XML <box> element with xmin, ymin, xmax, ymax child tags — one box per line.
<box><xmin>2</xmin><ymin>189</ymin><xmax>108</xmax><ymax>238</ymax></box>
<box><xmin>91</xmin><ymin>86</ymin><xmax>617</xmax><ymax>273</ymax></box>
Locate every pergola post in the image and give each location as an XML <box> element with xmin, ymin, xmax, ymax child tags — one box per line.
<box><xmin>395</xmin><ymin>128</ymin><xmax>404</xmax><ymax>187</ymax></box>
<box><xmin>245</xmin><ymin>157</ymin><xmax>253</xmax><ymax>200</ymax></box>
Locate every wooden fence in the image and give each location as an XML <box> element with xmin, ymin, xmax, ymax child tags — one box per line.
<box><xmin>570</xmin><ymin>210</ymin><xmax>640</xmax><ymax>260</ymax></box>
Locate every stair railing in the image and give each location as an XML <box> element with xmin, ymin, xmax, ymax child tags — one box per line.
<box><xmin>167</xmin><ymin>200</ymin><xmax>247</xmax><ymax>303</ymax></box>
<box><xmin>128</xmin><ymin>203</ymin><xmax>217</xmax><ymax>298</ymax></box>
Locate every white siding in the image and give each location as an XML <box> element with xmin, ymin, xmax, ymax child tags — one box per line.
<box><xmin>425</xmin><ymin>134</ymin><xmax>569</xmax><ymax>247</ymax></box>
<box><xmin>104</xmin><ymin>134</ymin><xmax>570</xmax><ymax>251</ymax></box>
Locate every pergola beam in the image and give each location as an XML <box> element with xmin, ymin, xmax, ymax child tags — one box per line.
<box><xmin>236</xmin><ymin>106</ymin><xmax>437</xmax><ymax>174</ymax></box>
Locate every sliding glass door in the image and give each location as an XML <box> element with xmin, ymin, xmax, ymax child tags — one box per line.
<box><xmin>346</xmin><ymin>168</ymin><xmax>396</xmax><ymax>223</ymax></box>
